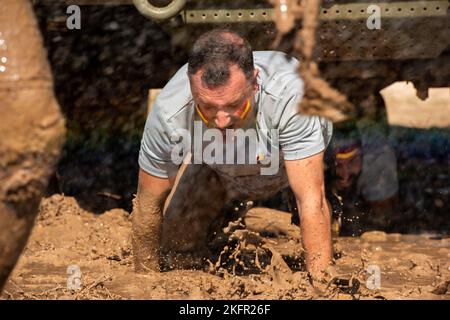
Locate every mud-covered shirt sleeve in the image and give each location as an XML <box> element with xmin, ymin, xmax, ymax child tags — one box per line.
<box><xmin>277</xmin><ymin>94</ymin><xmax>333</xmax><ymax>161</ymax></box>
<box><xmin>138</xmin><ymin>103</ymin><xmax>179</xmax><ymax>179</ymax></box>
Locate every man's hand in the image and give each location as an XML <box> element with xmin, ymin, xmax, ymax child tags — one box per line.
<box><xmin>285</xmin><ymin>151</ymin><xmax>332</xmax><ymax>279</ymax></box>
<box><xmin>131</xmin><ymin>169</ymin><xmax>173</xmax><ymax>273</ymax></box>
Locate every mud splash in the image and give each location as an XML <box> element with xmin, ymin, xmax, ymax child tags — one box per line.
<box><xmin>1</xmin><ymin>195</ymin><xmax>448</xmax><ymax>300</ymax></box>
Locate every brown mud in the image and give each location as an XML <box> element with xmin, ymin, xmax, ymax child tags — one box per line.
<box><xmin>1</xmin><ymin>195</ymin><xmax>448</xmax><ymax>300</ymax></box>
<box><xmin>0</xmin><ymin>0</ymin><xmax>65</xmax><ymax>290</ymax></box>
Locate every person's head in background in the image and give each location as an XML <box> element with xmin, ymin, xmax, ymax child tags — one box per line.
<box><xmin>331</xmin><ymin>121</ymin><xmax>363</xmax><ymax>190</ymax></box>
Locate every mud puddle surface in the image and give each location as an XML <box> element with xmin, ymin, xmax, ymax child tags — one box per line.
<box><xmin>1</xmin><ymin>195</ymin><xmax>449</xmax><ymax>300</ymax></box>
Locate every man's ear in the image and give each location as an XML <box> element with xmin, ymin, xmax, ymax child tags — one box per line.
<box><xmin>253</xmin><ymin>69</ymin><xmax>259</xmax><ymax>91</ymax></box>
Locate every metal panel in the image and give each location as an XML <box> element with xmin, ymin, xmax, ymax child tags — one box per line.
<box><xmin>34</xmin><ymin>0</ymin><xmax>449</xmax><ymax>20</ymax></box>
<box><xmin>183</xmin><ymin>1</ymin><xmax>448</xmax><ymax>23</ymax></box>
<box><xmin>319</xmin><ymin>1</ymin><xmax>448</xmax><ymax>20</ymax></box>
<box><xmin>181</xmin><ymin>1</ymin><xmax>449</xmax><ymax>60</ymax></box>
<box><xmin>316</xmin><ymin>6</ymin><xmax>449</xmax><ymax>60</ymax></box>
<box><xmin>183</xmin><ymin>8</ymin><xmax>273</xmax><ymax>24</ymax></box>
<box><xmin>34</xmin><ymin>0</ymin><xmax>449</xmax><ymax>60</ymax></box>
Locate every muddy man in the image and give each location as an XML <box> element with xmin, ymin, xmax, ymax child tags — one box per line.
<box><xmin>132</xmin><ymin>29</ymin><xmax>333</xmax><ymax>280</ymax></box>
<box><xmin>326</xmin><ymin>120</ymin><xmax>399</xmax><ymax>235</ymax></box>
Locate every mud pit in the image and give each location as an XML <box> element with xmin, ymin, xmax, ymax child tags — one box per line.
<box><xmin>1</xmin><ymin>195</ymin><xmax>448</xmax><ymax>300</ymax></box>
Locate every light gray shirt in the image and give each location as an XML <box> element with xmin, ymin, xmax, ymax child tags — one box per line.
<box><xmin>357</xmin><ymin>121</ymin><xmax>399</xmax><ymax>201</ymax></box>
<box><xmin>139</xmin><ymin>51</ymin><xmax>332</xmax><ymax>200</ymax></box>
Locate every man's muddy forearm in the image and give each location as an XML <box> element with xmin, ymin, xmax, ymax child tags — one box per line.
<box><xmin>131</xmin><ymin>187</ymin><xmax>168</xmax><ymax>273</ymax></box>
<box><xmin>298</xmin><ymin>199</ymin><xmax>332</xmax><ymax>278</ymax></box>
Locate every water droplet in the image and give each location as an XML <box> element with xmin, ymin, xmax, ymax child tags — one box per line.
<box><xmin>0</xmin><ymin>65</ymin><xmax>6</xmax><ymax>72</ymax></box>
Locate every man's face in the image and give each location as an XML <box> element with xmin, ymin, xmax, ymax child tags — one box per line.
<box><xmin>334</xmin><ymin>149</ymin><xmax>362</xmax><ymax>190</ymax></box>
<box><xmin>189</xmin><ymin>64</ymin><xmax>258</xmax><ymax>135</ymax></box>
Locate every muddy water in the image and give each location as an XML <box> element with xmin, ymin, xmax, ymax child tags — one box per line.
<box><xmin>334</xmin><ymin>234</ymin><xmax>450</xmax><ymax>299</ymax></box>
<box><xmin>1</xmin><ymin>195</ymin><xmax>448</xmax><ymax>300</ymax></box>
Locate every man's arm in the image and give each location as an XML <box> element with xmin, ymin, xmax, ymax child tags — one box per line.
<box><xmin>284</xmin><ymin>151</ymin><xmax>332</xmax><ymax>278</ymax></box>
<box><xmin>131</xmin><ymin>169</ymin><xmax>174</xmax><ymax>273</ymax></box>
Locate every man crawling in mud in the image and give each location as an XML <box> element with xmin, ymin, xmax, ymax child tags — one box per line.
<box><xmin>326</xmin><ymin>121</ymin><xmax>399</xmax><ymax>235</ymax></box>
<box><xmin>132</xmin><ymin>29</ymin><xmax>333</xmax><ymax>281</ymax></box>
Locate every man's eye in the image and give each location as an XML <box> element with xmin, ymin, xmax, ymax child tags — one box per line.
<box><xmin>350</xmin><ymin>157</ymin><xmax>359</xmax><ymax>166</ymax></box>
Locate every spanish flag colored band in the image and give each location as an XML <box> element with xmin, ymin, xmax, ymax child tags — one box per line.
<box><xmin>239</xmin><ymin>100</ymin><xmax>251</xmax><ymax>120</ymax></box>
<box><xmin>335</xmin><ymin>148</ymin><xmax>359</xmax><ymax>160</ymax></box>
<box><xmin>195</xmin><ymin>104</ymin><xmax>210</xmax><ymax>126</ymax></box>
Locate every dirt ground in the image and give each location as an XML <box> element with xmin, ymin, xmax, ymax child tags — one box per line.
<box><xmin>1</xmin><ymin>194</ymin><xmax>448</xmax><ymax>300</ymax></box>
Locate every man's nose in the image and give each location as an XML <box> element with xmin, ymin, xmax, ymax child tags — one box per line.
<box><xmin>214</xmin><ymin>111</ymin><xmax>232</xmax><ymax>129</ymax></box>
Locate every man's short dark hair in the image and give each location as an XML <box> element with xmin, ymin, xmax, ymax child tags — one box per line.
<box><xmin>332</xmin><ymin>120</ymin><xmax>362</xmax><ymax>154</ymax></box>
<box><xmin>187</xmin><ymin>29</ymin><xmax>254</xmax><ymax>88</ymax></box>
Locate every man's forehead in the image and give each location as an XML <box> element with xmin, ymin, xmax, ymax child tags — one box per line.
<box><xmin>190</xmin><ymin>65</ymin><xmax>250</xmax><ymax>103</ymax></box>
<box><xmin>191</xmin><ymin>64</ymin><xmax>248</xmax><ymax>85</ymax></box>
